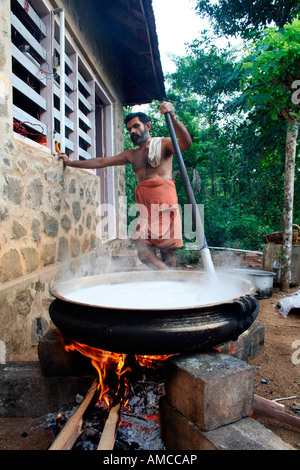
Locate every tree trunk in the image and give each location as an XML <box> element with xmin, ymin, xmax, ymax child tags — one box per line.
<box><xmin>281</xmin><ymin>119</ymin><xmax>299</xmax><ymax>291</ymax></box>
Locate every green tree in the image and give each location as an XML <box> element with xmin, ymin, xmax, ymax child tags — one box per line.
<box><xmin>239</xmin><ymin>19</ymin><xmax>300</xmax><ymax>289</ymax></box>
<box><xmin>195</xmin><ymin>0</ymin><xmax>300</xmax><ymax>38</ymax></box>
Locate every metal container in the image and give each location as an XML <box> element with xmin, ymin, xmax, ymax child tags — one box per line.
<box><xmin>49</xmin><ymin>270</ymin><xmax>259</xmax><ymax>355</ymax></box>
<box><xmin>221</xmin><ymin>269</ymin><xmax>275</xmax><ymax>299</ymax></box>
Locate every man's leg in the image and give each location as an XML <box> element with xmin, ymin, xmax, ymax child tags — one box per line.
<box><xmin>135</xmin><ymin>239</ymin><xmax>169</xmax><ymax>270</ymax></box>
<box><xmin>160</xmin><ymin>247</ymin><xmax>176</xmax><ymax>269</ymax></box>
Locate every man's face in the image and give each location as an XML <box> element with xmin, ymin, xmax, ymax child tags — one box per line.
<box><xmin>126</xmin><ymin>117</ymin><xmax>150</xmax><ymax>147</ymax></box>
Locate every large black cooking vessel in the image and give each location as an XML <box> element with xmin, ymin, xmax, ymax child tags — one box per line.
<box><xmin>49</xmin><ymin>270</ymin><xmax>259</xmax><ymax>355</ymax></box>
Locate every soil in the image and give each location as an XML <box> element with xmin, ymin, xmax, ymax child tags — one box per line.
<box><xmin>249</xmin><ymin>286</ymin><xmax>300</xmax><ymax>450</ymax></box>
<box><xmin>0</xmin><ymin>287</ymin><xmax>299</xmax><ymax>451</ymax></box>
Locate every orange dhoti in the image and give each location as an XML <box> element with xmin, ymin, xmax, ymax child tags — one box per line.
<box><xmin>133</xmin><ymin>178</ymin><xmax>183</xmax><ymax>248</ymax></box>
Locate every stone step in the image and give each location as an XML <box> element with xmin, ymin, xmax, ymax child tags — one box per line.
<box><xmin>160</xmin><ymin>398</ymin><xmax>294</xmax><ymax>450</ymax></box>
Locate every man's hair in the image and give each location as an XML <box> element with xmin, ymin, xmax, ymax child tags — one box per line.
<box><xmin>124</xmin><ymin>112</ymin><xmax>151</xmax><ymax>127</ymax></box>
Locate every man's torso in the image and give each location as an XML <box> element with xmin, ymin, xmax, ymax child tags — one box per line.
<box><xmin>128</xmin><ymin>138</ymin><xmax>173</xmax><ymax>183</ymax></box>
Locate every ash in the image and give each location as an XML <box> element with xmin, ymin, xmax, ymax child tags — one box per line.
<box><xmin>115</xmin><ymin>376</ymin><xmax>165</xmax><ymax>450</ymax></box>
<box><xmin>50</xmin><ymin>365</ymin><xmax>166</xmax><ymax>451</ymax></box>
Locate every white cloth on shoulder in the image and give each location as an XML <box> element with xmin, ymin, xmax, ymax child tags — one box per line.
<box><xmin>147</xmin><ymin>137</ymin><xmax>163</xmax><ymax>167</ymax></box>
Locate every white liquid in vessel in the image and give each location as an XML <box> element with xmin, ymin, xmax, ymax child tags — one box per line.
<box><xmin>64</xmin><ymin>279</ymin><xmax>244</xmax><ymax>310</ymax></box>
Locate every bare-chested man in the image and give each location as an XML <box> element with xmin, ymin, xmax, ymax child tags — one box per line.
<box><xmin>59</xmin><ymin>101</ymin><xmax>192</xmax><ymax>270</ymax></box>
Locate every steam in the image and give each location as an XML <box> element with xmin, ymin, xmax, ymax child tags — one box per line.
<box><xmin>54</xmin><ymin>247</ymin><xmax>141</xmax><ymax>286</ymax></box>
<box><xmin>52</xmin><ymin>242</ymin><xmax>255</xmax><ymax>310</ymax></box>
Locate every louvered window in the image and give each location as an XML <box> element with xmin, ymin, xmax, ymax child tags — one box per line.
<box><xmin>11</xmin><ymin>0</ymin><xmax>112</xmax><ymax>170</ymax></box>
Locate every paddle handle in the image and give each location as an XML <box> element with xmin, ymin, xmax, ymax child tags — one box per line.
<box><xmin>165</xmin><ymin>112</ymin><xmax>218</xmax><ymax>278</ymax></box>
<box><xmin>164</xmin><ymin>112</ymin><xmax>207</xmax><ymax>249</ymax></box>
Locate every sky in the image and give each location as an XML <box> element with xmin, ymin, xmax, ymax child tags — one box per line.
<box><xmin>133</xmin><ymin>1</ymin><xmax>209</xmax><ymax>111</ymax></box>
<box><xmin>152</xmin><ymin>0</ymin><xmax>210</xmax><ymax>74</ymax></box>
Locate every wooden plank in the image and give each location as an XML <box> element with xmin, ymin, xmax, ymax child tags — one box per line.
<box><xmin>78</xmin><ymin>147</ymin><xmax>93</xmax><ymax>160</ymax></box>
<box><xmin>11</xmin><ymin>43</ymin><xmax>47</xmax><ymax>85</ymax></box>
<box><xmin>53</xmin><ymin>82</ymin><xmax>74</xmax><ymax>111</ymax></box>
<box><xmin>15</xmin><ymin>0</ymin><xmax>47</xmax><ymax>36</ymax></box>
<box><xmin>254</xmin><ymin>394</ymin><xmax>285</xmax><ymax>412</ymax></box>
<box><xmin>11</xmin><ymin>12</ymin><xmax>47</xmax><ymax>61</ymax></box>
<box><xmin>78</xmin><ymin>90</ymin><xmax>92</xmax><ymax>112</ymax></box>
<box><xmin>49</xmin><ymin>379</ymin><xmax>98</xmax><ymax>450</ymax></box>
<box><xmin>263</xmin><ymin>243</ymin><xmax>282</xmax><ymax>271</ymax></box>
<box><xmin>79</xmin><ymin>127</ymin><xmax>92</xmax><ymax>145</ymax></box>
<box><xmin>12</xmin><ymin>73</ymin><xmax>47</xmax><ymax>110</ymax></box>
<box><xmin>253</xmin><ymin>394</ymin><xmax>300</xmax><ymax>429</ymax></box>
<box><xmin>53</xmin><ymin>108</ymin><xmax>74</xmax><ymax>132</ymax></box>
<box><xmin>78</xmin><ymin>72</ymin><xmax>92</xmax><ymax>95</ymax></box>
<box><xmin>78</xmin><ymin>109</ymin><xmax>92</xmax><ymax>129</ymax></box>
<box><xmin>97</xmin><ymin>403</ymin><xmax>121</xmax><ymax>450</ymax></box>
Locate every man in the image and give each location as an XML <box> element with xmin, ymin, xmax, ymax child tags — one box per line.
<box><xmin>59</xmin><ymin>101</ymin><xmax>192</xmax><ymax>269</ymax></box>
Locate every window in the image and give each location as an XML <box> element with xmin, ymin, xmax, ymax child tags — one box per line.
<box><xmin>11</xmin><ymin>0</ymin><xmax>49</xmax><ymax>146</ymax></box>
<box><xmin>11</xmin><ymin>0</ymin><xmax>114</xmax><ymax>171</ymax></box>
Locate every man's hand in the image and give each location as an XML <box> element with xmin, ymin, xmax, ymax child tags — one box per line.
<box><xmin>158</xmin><ymin>101</ymin><xmax>177</xmax><ymax>121</ymax></box>
<box><xmin>158</xmin><ymin>101</ymin><xmax>192</xmax><ymax>152</ymax></box>
<box><xmin>58</xmin><ymin>153</ymin><xmax>72</xmax><ymax>166</ymax></box>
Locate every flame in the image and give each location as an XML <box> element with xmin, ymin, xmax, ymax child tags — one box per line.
<box><xmin>213</xmin><ymin>342</ymin><xmax>239</xmax><ymax>356</ymax></box>
<box><xmin>56</xmin><ymin>413</ymin><xmax>62</xmax><ymax>428</ymax></box>
<box><xmin>60</xmin><ymin>335</ymin><xmax>174</xmax><ymax>409</ymax></box>
<box><xmin>135</xmin><ymin>354</ymin><xmax>175</xmax><ymax>368</ymax></box>
<box><xmin>63</xmin><ymin>339</ymin><xmax>131</xmax><ymax>408</ymax></box>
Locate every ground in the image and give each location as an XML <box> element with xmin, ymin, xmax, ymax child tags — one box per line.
<box><xmin>249</xmin><ymin>287</ymin><xmax>300</xmax><ymax>450</ymax></box>
<box><xmin>0</xmin><ymin>287</ymin><xmax>299</xmax><ymax>451</ymax></box>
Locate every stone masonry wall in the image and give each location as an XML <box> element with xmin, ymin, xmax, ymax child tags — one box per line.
<box><xmin>1</xmin><ymin>141</ymin><xmax>103</xmax><ymax>283</ymax></box>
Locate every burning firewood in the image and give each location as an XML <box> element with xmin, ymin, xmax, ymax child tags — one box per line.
<box><xmin>48</xmin><ymin>379</ymin><xmax>98</xmax><ymax>450</ymax></box>
<box><xmin>97</xmin><ymin>402</ymin><xmax>121</xmax><ymax>450</ymax></box>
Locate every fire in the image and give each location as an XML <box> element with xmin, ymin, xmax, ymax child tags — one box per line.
<box><xmin>134</xmin><ymin>354</ymin><xmax>175</xmax><ymax>368</ymax></box>
<box><xmin>62</xmin><ymin>339</ymin><xmax>130</xmax><ymax>408</ymax></box>
<box><xmin>56</xmin><ymin>413</ymin><xmax>62</xmax><ymax>428</ymax></box>
<box><xmin>60</xmin><ymin>336</ymin><xmax>173</xmax><ymax>410</ymax></box>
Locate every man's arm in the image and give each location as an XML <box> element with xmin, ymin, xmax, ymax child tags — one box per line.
<box><xmin>59</xmin><ymin>151</ymin><xmax>130</xmax><ymax>169</ymax></box>
<box><xmin>158</xmin><ymin>101</ymin><xmax>192</xmax><ymax>154</ymax></box>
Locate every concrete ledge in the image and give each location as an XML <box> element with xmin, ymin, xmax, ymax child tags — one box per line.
<box><xmin>0</xmin><ymin>362</ymin><xmax>95</xmax><ymax>417</ymax></box>
<box><xmin>159</xmin><ymin>398</ymin><xmax>294</xmax><ymax>450</ymax></box>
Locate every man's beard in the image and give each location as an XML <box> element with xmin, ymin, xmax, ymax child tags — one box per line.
<box><xmin>131</xmin><ymin>128</ymin><xmax>150</xmax><ymax>146</ymax></box>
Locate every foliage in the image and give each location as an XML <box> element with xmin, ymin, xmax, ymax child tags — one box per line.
<box><xmin>195</xmin><ymin>0</ymin><xmax>300</xmax><ymax>38</ymax></box>
<box><xmin>239</xmin><ymin>19</ymin><xmax>300</xmax><ymax>121</ymax></box>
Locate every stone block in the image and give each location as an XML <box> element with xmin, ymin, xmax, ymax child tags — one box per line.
<box><xmin>42</xmin><ymin>213</ymin><xmax>59</xmax><ymax>237</ymax></box>
<box><xmin>21</xmin><ymin>247</ymin><xmax>39</xmax><ymax>273</ymax></box>
<box><xmin>1</xmin><ymin>248</ymin><xmax>23</xmax><ymax>282</ymax></box>
<box><xmin>41</xmin><ymin>243</ymin><xmax>56</xmax><ymax>266</ymax></box>
<box><xmin>159</xmin><ymin>398</ymin><xmax>294</xmax><ymax>450</ymax></box>
<box><xmin>38</xmin><ymin>329</ymin><xmax>95</xmax><ymax>377</ymax></box>
<box><xmin>164</xmin><ymin>352</ymin><xmax>254</xmax><ymax>431</ymax></box>
<box><xmin>215</xmin><ymin>320</ymin><xmax>265</xmax><ymax>362</ymax></box>
<box><xmin>3</xmin><ymin>176</ymin><xmax>23</xmax><ymax>205</ymax></box>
